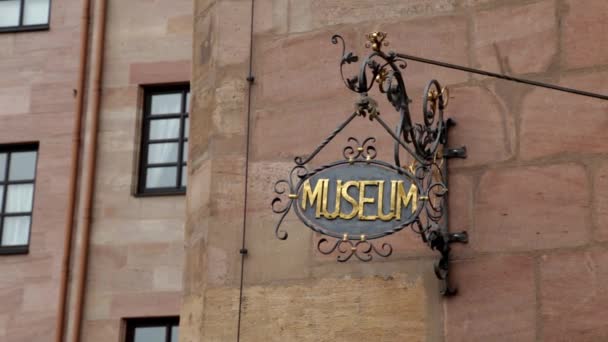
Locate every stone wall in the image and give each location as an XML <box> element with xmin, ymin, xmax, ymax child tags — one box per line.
<box><xmin>0</xmin><ymin>0</ymin><xmax>82</xmax><ymax>340</ymax></box>
<box><xmin>185</xmin><ymin>0</ymin><xmax>608</xmax><ymax>341</ymax></box>
<box><xmin>76</xmin><ymin>0</ymin><xmax>192</xmax><ymax>340</ymax></box>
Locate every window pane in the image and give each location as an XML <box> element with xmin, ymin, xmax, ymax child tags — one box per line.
<box><xmin>1</xmin><ymin>216</ymin><xmax>30</xmax><ymax>246</ymax></box>
<box><xmin>9</xmin><ymin>151</ymin><xmax>37</xmax><ymax>181</ymax></box>
<box><xmin>149</xmin><ymin>119</ymin><xmax>180</xmax><ymax>140</ymax></box>
<box><xmin>171</xmin><ymin>326</ymin><xmax>179</xmax><ymax>342</ymax></box>
<box><xmin>181</xmin><ymin>167</ymin><xmax>187</xmax><ymax>187</ymax></box>
<box><xmin>146</xmin><ymin>167</ymin><xmax>177</xmax><ymax>188</ymax></box>
<box><xmin>6</xmin><ymin>184</ymin><xmax>34</xmax><ymax>213</ymax></box>
<box><xmin>151</xmin><ymin>93</ymin><xmax>182</xmax><ymax>115</ymax></box>
<box><xmin>184</xmin><ymin>118</ymin><xmax>189</xmax><ymax>138</ymax></box>
<box><xmin>0</xmin><ymin>185</ymin><xmax>4</xmax><ymax>210</ymax></box>
<box><xmin>0</xmin><ymin>0</ymin><xmax>20</xmax><ymax>28</ymax></box>
<box><xmin>148</xmin><ymin>143</ymin><xmax>178</xmax><ymax>164</ymax></box>
<box><xmin>186</xmin><ymin>92</ymin><xmax>190</xmax><ymax>112</ymax></box>
<box><xmin>134</xmin><ymin>327</ymin><xmax>166</xmax><ymax>342</ymax></box>
<box><xmin>182</xmin><ymin>141</ymin><xmax>188</xmax><ymax>163</ymax></box>
<box><xmin>23</xmin><ymin>0</ymin><xmax>50</xmax><ymax>25</ymax></box>
<box><xmin>0</xmin><ymin>154</ymin><xmax>6</xmax><ymax>180</ymax></box>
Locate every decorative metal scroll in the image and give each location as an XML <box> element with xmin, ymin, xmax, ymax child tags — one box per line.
<box><xmin>271</xmin><ymin>32</ymin><xmax>469</xmax><ymax>295</ymax></box>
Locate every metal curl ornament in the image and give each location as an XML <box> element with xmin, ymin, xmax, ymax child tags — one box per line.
<box><xmin>271</xmin><ymin>32</ymin><xmax>469</xmax><ymax>296</ymax></box>
<box><xmin>317</xmin><ymin>236</ymin><xmax>393</xmax><ymax>262</ymax></box>
<box><xmin>342</xmin><ymin>137</ymin><xmax>377</xmax><ymax>161</ymax></box>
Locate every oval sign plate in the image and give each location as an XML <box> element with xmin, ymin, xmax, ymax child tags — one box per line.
<box><xmin>293</xmin><ymin>160</ymin><xmax>422</xmax><ymax>240</ymax></box>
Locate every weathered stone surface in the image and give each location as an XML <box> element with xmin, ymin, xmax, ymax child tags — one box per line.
<box><xmin>0</xmin><ymin>287</ymin><xmax>24</xmax><ymax>312</ymax></box>
<box><xmin>304</xmin><ymin>0</ymin><xmax>456</xmax><ymax>31</ymax></box>
<box><xmin>81</xmin><ymin>319</ymin><xmax>120</xmax><ymax>342</ymax></box>
<box><xmin>29</xmin><ymin>82</ymin><xmax>74</xmax><ymax>114</ymax></box>
<box><xmin>253</xmin><ymin>0</ymin><xmax>288</xmax><ymax>34</ymax></box>
<box><xmin>83</xmin><ymin>294</ymin><xmax>112</xmax><ymax>320</ymax></box>
<box><xmin>458</xmin><ymin>0</ymin><xmax>497</xmax><ymax>7</ymax></box>
<box><xmin>180</xmin><ymin>1</ymin><xmax>608</xmax><ymax>342</ymax></box>
<box><xmin>595</xmin><ymin>162</ymin><xmax>608</xmax><ymax>241</ymax></box>
<box><xmin>251</xmin><ymin>95</ymin><xmax>360</xmax><ymax>162</ymax></box>
<box><xmin>109</xmin><ymin>291</ymin><xmax>181</xmax><ymax>317</ymax></box>
<box><xmin>474</xmin><ymin>164</ymin><xmax>589</xmax><ymax>252</ymax></box>
<box><xmin>179</xmin><ymin>294</ymin><xmax>205</xmax><ymax>342</ymax></box>
<box><xmin>3</xmin><ymin>312</ymin><xmax>55</xmax><ymax>342</ymax></box>
<box><xmin>216</xmin><ymin>1</ymin><xmax>252</xmax><ymax>66</ymax></box>
<box><xmin>90</xmin><ymin>218</ymin><xmax>185</xmax><ymax>245</ymax></box>
<box><xmin>448</xmin><ymin>173</ymin><xmax>473</xmax><ymax>257</ymax></box>
<box><xmin>449</xmin><ymin>173</ymin><xmax>472</xmax><ymax>234</ymax></box>
<box><xmin>0</xmin><ymin>86</ymin><xmax>30</xmax><ymax>115</ymax></box>
<box><xmin>129</xmin><ymin>60</ymin><xmax>191</xmax><ymax>85</ymax></box>
<box><xmin>0</xmin><ymin>0</ymin><xmax>82</xmax><ymax>341</ymax></box>
<box><xmin>447</xmin><ymin>86</ymin><xmax>515</xmax><ymax>167</ymax></box>
<box><xmin>167</xmin><ymin>15</ymin><xmax>194</xmax><ymax>35</ymax></box>
<box><xmin>446</xmin><ymin>255</ymin><xmax>536</xmax><ymax>342</ymax></box>
<box><xmin>101</xmin><ymin>86</ymin><xmax>139</xmax><ymax>112</ymax></box>
<box><xmin>472</xmin><ymin>1</ymin><xmax>558</xmax><ymax>75</ymax></box>
<box><xmin>240</xmin><ymin>274</ymin><xmax>428</xmax><ymax>342</ymax></box>
<box><xmin>520</xmin><ymin>71</ymin><xmax>608</xmax><ymax>160</ymax></box>
<box><xmin>212</xmin><ymin>78</ymin><xmax>248</xmax><ymax>135</ymax></box>
<box><xmin>256</xmin><ymin>29</ymin><xmax>357</xmax><ymax>106</ymax></box>
<box><xmin>380</xmin><ymin>15</ymin><xmax>469</xmax><ymax>87</ymax></box>
<box><xmin>200</xmin><ymin>287</ymin><xmax>240</xmax><ymax>341</ymax></box>
<box><xmin>562</xmin><ymin>0</ymin><xmax>608</xmax><ymax>69</ymax></box>
<box><xmin>540</xmin><ymin>247</ymin><xmax>608</xmax><ymax>341</ymax></box>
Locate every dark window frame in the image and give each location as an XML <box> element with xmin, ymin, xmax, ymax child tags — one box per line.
<box><xmin>0</xmin><ymin>142</ymin><xmax>39</xmax><ymax>255</ymax></box>
<box><xmin>125</xmin><ymin>317</ymin><xmax>179</xmax><ymax>342</ymax></box>
<box><xmin>0</xmin><ymin>0</ymin><xmax>52</xmax><ymax>33</ymax></box>
<box><xmin>137</xmin><ymin>85</ymin><xmax>189</xmax><ymax>196</ymax></box>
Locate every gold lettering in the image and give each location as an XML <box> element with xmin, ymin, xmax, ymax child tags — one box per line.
<box><xmin>322</xmin><ymin>180</ymin><xmax>342</xmax><ymax>219</ymax></box>
<box><xmin>303</xmin><ymin>178</ymin><xmax>417</xmax><ymax>222</ymax></box>
<box><xmin>358</xmin><ymin>181</ymin><xmax>379</xmax><ymax>221</ymax></box>
<box><xmin>376</xmin><ymin>181</ymin><xmax>394</xmax><ymax>221</ymax></box>
<box><xmin>339</xmin><ymin>181</ymin><xmax>359</xmax><ymax>219</ymax></box>
<box><xmin>395</xmin><ymin>181</ymin><xmax>418</xmax><ymax>220</ymax></box>
<box><xmin>301</xmin><ymin>179</ymin><xmax>324</xmax><ymax>218</ymax></box>
<box><xmin>390</xmin><ymin>180</ymin><xmax>398</xmax><ymax>215</ymax></box>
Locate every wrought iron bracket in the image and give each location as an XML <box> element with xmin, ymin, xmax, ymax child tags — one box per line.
<box><xmin>444</xmin><ymin>147</ymin><xmax>467</xmax><ymax>159</ymax></box>
<box><xmin>271</xmin><ymin>32</ymin><xmax>471</xmax><ymax>296</ymax></box>
<box><xmin>432</xmin><ymin>115</ymin><xmax>469</xmax><ymax>295</ymax></box>
<box><xmin>449</xmin><ymin>231</ymin><xmax>469</xmax><ymax>243</ymax></box>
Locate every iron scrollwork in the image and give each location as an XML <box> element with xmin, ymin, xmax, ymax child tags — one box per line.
<box><xmin>272</xmin><ymin>32</ymin><xmax>469</xmax><ymax>295</ymax></box>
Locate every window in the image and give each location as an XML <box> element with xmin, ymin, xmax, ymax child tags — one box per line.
<box><xmin>0</xmin><ymin>0</ymin><xmax>51</xmax><ymax>32</ymax></box>
<box><xmin>138</xmin><ymin>85</ymin><xmax>189</xmax><ymax>195</ymax></box>
<box><xmin>0</xmin><ymin>144</ymin><xmax>38</xmax><ymax>255</ymax></box>
<box><xmin>125</xmin><ymin>317</ymin><xmax>179</xmax><ymax>342</ymax></box>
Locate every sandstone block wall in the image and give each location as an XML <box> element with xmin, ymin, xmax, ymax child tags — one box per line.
<box><xmin>185</xmin><ymin>0</ymin><xmax>608</xmax><ymax>341</ymax></box>
<box><xmin>0</xmin><ymin>1</ymin><xmax>82</xmax><ymax>340</ymax></box>
<box><xmin>76</xmin><ymin>0</ymin><xmax>193</xmax><ymax>340</ymax></box>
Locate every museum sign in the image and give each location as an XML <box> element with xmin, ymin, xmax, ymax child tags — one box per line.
<box><xmin>271</xmin><ymin>32</ymin><xmax>468</xmax><ymax>295</ymax></box>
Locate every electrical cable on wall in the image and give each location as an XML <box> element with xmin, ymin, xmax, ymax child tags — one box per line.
<box><xmin>237</xmin><ymin>0</ymin><xmax>256</xmax><ymax>340</ymax></box>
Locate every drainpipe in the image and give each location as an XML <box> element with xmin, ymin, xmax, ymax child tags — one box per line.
<box><xmin>55</xmin><ymin>0</ymin><xmax>91</xmax><ymax>340</ymax></box>
<box><xmin>69</xmin><ymin>0</ymin><xmax>107</xmax><ymax>340</ymax></box>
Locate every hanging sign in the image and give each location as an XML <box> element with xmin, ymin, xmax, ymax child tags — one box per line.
<box><xmin>271</xmin><ymin>32</ymin><xmax>469</xmax><ymax>295</ymax></box>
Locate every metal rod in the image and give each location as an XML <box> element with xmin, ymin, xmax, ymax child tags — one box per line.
<box><xmin>237</xmin><ymin>0</ymin><xmax>255</xmax><ymax>340</ymax></box>
<box><xmin>395</xmin><ymin>53</ymin><xmax>608</xmax><ymax>101</ymax></box>
<box><xmin>373</xmin><ymin>114</ymin><xmax>426</xmax><ymax>165</ymax></box>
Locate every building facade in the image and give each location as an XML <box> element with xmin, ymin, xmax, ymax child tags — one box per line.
<box><xmin>0</xmin><ymin>0</ymin><xmax>607</xmax><ymax>341</ymax></box>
